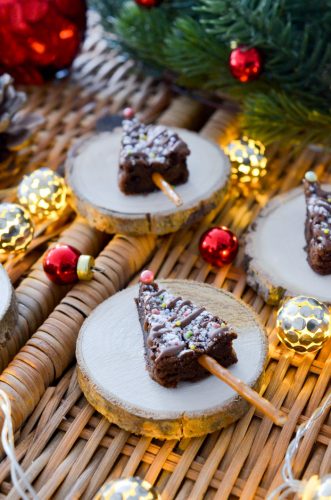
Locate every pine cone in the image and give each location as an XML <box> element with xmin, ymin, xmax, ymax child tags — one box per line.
<box><xmin>0</xmin><ymin>74</ymin><xmax>43</xmax><ymax>185</ymax></box>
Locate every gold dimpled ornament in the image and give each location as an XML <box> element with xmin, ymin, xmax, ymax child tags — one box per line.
<box><xmin>17</xmin><ymin>167</ymin><xmax>67</xmax><ymax>219</ymax></box>
<box><xmin>225</xmin><ymin>136</ymin><xmax>267</xmax><ymax>185</ymax></box>
<box><xmin>0</xmin><ymin>203</ymin><xmax>34</xmax><ymax>253</ymax></box>
<box><xmin>277</xmin><ymin>296</ymin><xmax>330</xmax><ymax>353</ymax></box>
<box><xmin>94</xmin><ymin>477</ymin><xmax>160</xmax><ymax>500</ymax></box>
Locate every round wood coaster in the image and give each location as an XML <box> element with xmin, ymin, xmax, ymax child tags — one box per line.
<box><xmin>245</xmin><ymin>185</ymin><xmax>331</xmax><ymax>305</ymax></box>
<box><xmin>76</xmin><ymin>280</ymin><xmax>268</xmax><ymax>439</ymax></box>
<box><xmin>0</xmin><ymin>264</ymin><xmax>17</xmax><ymax>346</ymax></box>
<box><xmin>66</xmin><ymin>129</ymin><xmax>230</xmax><ymax>235</ymax></box>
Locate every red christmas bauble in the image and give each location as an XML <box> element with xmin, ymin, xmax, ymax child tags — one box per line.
<box><xmin>43</xmin><ymin>244</ymin><xmax>81</xmax><ymax>284</ymax></box>
<box><xmin>229</xmin><ymin>47</ymin><xmax>262</xmax><ymax>83</ymax></box>
<box><xmin>0</xmin><ymin>0</ymin><xmax>86</xmax><ymax>84</ymax></box>
<box><xmin>135</xmin><ymin>0</ymin><xmax>161</xmax><ymax>7</ymax></box>
<box><xmin>199</xmin><ymin>227</ymin><xmax>239</xmax><ymax>267</ymax></box>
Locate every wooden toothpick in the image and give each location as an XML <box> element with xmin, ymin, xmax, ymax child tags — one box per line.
<box><xmin>199</xmin><ymin>355</ymin><xmax>287</xmax><ymax>426</ymax></box>
<box><xmin>152</xmin><ymin>172</ymin><xmax>183</xmax><ymax>207</ymax></box>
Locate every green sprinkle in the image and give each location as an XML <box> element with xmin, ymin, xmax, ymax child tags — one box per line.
<box><xmin>161</xmin><ymin>302</ymin><xmax>167</xmax><ymax>309</ymax></box>
<box><xmin>184</xmin><ymin>331</ymin><xmax>193</xmax><ymax>339</ymax></box>
<box><xmin>175</xmin><ymin>321</ymin><xmax>181</xmax><ymax>327</ymax></box>
<box><xmin>189</xmin><ymin>344</ymin><xmax>196</xmax><ymax>350</ymax></box>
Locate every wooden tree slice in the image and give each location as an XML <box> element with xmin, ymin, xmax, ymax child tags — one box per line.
<box><xmin>76</xmin><ymin>280</ymin><xmax>268</xmax><ymax>440</ymax></box>
<box><xmin>0</xmin><ymin>264</ymin><xmax>17</xmax><ymax>346</ymax></box>
<box><xmin>66</xmin><ymin>129</ymin><xmax>230</xmax><ymax>235</ymax></box>
<box><xmin>245</xmin><ymin>185</ymin><xmax>331</xmax><ymax>305</ymax></box>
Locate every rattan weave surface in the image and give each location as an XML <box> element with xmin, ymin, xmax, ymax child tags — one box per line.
<box><xmin>0</xmin><ymin>12</ymin><xmax>330</xmax><ymax>500</ymax></box>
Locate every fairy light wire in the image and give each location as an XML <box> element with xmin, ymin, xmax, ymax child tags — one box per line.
<box><xmin>268</xmin><ymin>392</ymin><xmax>331</xmax><ymax>499</ymax></box>
<box><xmin>0</xmin><ymin>389</ymin><xmax>39</xmax><ymax>500</ymax></box>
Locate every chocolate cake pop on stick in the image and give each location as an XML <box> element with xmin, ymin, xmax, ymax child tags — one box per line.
<box><xmin>137</xmin><ymin>270</ymin><xmax>286</xmax><ymax>426</ymax></box>
<box><xmin>118</xmin><ymin>116</ymin><xmax>189</xmax><ymax>206</ymax></box>
<box><xmin>303</xmin><ymin>171</ymin><xmax>331</xmax><ymax>275</ymax></box>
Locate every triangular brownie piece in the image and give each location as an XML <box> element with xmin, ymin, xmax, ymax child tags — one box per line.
<box><xmin>303</xmin><ymin>171</ymin><xmax>331</xmax><ymax>275</ymax></box>
<box><xmin>136</xmin><ymin>278</ymin><xmax>237</xmax><ymax>388</ymax></box>
<box><xmin>119</xmin><ymin>118</ymin><xmax>190</xmax><ymax>195</ymax></box>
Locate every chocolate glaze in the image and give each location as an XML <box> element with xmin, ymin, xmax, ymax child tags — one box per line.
<box><xmin>135</xmin><ymin>281</ymin><xmax>238</xmax><ymax>388</ymax></box>
<box><xmin>118</xmin><ymin>118</ymin><xmax>190</xmax><ymax>195</ymax></box>
<box><xmin>303</xmin><ymin>176</ymin><xmax>331</xmax><ymax>275</ymax></box>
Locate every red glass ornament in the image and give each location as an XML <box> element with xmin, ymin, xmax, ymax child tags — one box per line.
<box><xmin>140</xmin><ymin>269</ymin><xmax>155</xmax><ymax>284</ymax></box>
<box><xmin>43</xmin><ymin>244</ymin><xmax>81</xmax><ymax>284</ymax></box>
<box><xmin>0</xmin><ymin>0</ymin><xmax>86</xmax><ymax>84</ymax></box>
<box><xmin>135</xmin><ymin>0</ymin><xmax>161</xmax><ymax>7</ymax></box>
<box><xmin>229</xmin><ymin>47</ymin><xmax>262</xmax><ymax>83</ymax></box>
<box><xmin>199</xmin><ymin>227</ymin><xmax>239</xmax><ymax>267</ymax></box>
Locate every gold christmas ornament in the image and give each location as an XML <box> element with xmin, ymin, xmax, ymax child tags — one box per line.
<box><xmin>0</xmin><ymin>203</ymin><xmax>34</xmax><ymax>253</ymax></box>
<box><xmin>225</xmin><ymin>136</ymin><xmax>267</xmax><ymax>184</ymax></box>
<box><xmin>94</xmin><ymin>477</ymin><xmax>160</xmax><ymax>500</ymax></box>
<box><xmin>277</xmin><ymin>296</ymin><xmax>330</xmax><ymax>353</ymax></box>
<box><xmin>17</xmin><ymin>167</ymin><xmax>67</xmax><ymax>220</ymax></box>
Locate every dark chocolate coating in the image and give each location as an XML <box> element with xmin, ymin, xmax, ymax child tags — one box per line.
<box><xmin>136</xmin><ymin>281</ymin><xmax>237</xmax><ymax>388</ymax></box>
<box><xmin>119</xmin><ymin>119</ymin><xmax>190</xmax><ymax>195</ymax></box>
<box><xmin>303</xmin><ymin>177</ymin><xmax>331</xmax><ymax>275</ymax></box>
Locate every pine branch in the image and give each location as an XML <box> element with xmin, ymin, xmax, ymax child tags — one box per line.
<box><xmin>199</xmin><ymin>0</ymin><xmax>331</xmax><ymax>95</ymax></box>
<box><xmin>115</xmin><ymin>4</ymin><xmax>171</xmax><ymax>68</ymax></box>
<box><xmin>243</xmin><ymin>91</ymin><xmax>331</xmax><ymax>149</ymax></box>
<box><xmin>90</xmin><ymin>0</ymin><xmax>331</xmax><ymax>150</ymax></box>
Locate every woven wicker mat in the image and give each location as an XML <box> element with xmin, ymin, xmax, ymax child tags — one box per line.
<box><xmin>0</xmin><ymin>13</ymin><xmax>330</xmax><ymax>500</ymax></box>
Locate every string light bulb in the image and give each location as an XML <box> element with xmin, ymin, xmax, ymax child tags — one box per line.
<box><xmin>17</xmin><ymin>167</ymin><xmax>67</xmax><ymax>220</ymax></box>
<box><xmin>277</xmin><ymin>296</ymin><xmax>330</xmax><ymax>353</ymax></box>
<box><xmin>94</xmin><ymin>477</ymin><xmax>161</xmax><ymax>500</ymax></box>
<box><xmin>225</xmin><ymin>136</ymin><xmax>267</xmax><ymax>185</ymax></box>
<box><xmin>0</xmin><ymin>203</ymin><xmax>34</xmax><ymax>254</ymax></box>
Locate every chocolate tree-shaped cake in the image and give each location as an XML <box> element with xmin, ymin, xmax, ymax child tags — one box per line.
<box><xmin>303</xmin><ymin>171</ymin><xmax>331</xmax><ymax>275</ymax></box>
<box><xmin>119</xmin><ymin>118</ymin><xmax>190</xmax><ymax>195</ymax></box>
<box><xmin>136</xmin><ymin>279</ymin><xmax>238</xmax><ymax>387</ymax></box>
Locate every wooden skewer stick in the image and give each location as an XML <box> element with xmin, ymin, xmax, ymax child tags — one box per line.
<box><xmin>199</xmin><ymin>355</ymin><xmax>287</xmax><ymax>426</ymax></box>
<box><xmin>152</xmin><ymin>172</ymin><xmax>183</xmax><ymax>207</ymax></box>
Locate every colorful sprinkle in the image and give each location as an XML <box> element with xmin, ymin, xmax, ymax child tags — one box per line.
<box><xmin>161</xmin><ymin>302</ymin><xmax>167</xmax><ymax>309</ymax></box>
<box><xmin>305</xmin><ymin>171</ymin><xmax>317</xmax><ymax>183</ymax></box>
<box><xmin>184</xmin><ymin>331</ymin><xmax>193</xmax><ymax>339</ymax></box>
<box><xmin>323</xmin><ymin>228</ymin><xmax>330</xmax><ymax>234</ymax></box>
<box><xmin>189</xmin><ymin>344</ymin><xmax>196</xmax><ymax>350</ymax></box>
<box><xmin>175</xmin><ymin>321</ymin><xmax>181</xmax><ymax>327</ymax></box>
<box><xmin>140</xmin><ymin>269</ymin><xmax>154</xmax><ymax>284</ymax></box>
<box><xmin>123</xmin><ymin>107</ymin><xmax>135</xmax><ymax>119</ymax></box>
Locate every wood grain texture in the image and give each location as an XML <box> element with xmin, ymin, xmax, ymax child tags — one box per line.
<box><xmin>0</xmin><ymin>265</ymin><xmax>17</xmax><ymax>346</ymax></box>
<box><xmin>0</xmin><ymin>234</ymin><xmax>156</xmax><ymax>431</ymax></box>
<box><xmin>66</xmin><ymin>129</ymin><xmax>230</xmax><ymax>235</ymax></box>
<box><xmin>244</xmin><ymin>185</ymin><xmax>331</xmax><ymax>305</ymax></box>
<box><xmin>77</xmin><ymin>280</ymin><xmax>268</xmax><ymax>439</ymax></box>
<box><xmin>0</xmin><ymin>219</ymin><xmax>106</xmax><ymax>374</ymax></box>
